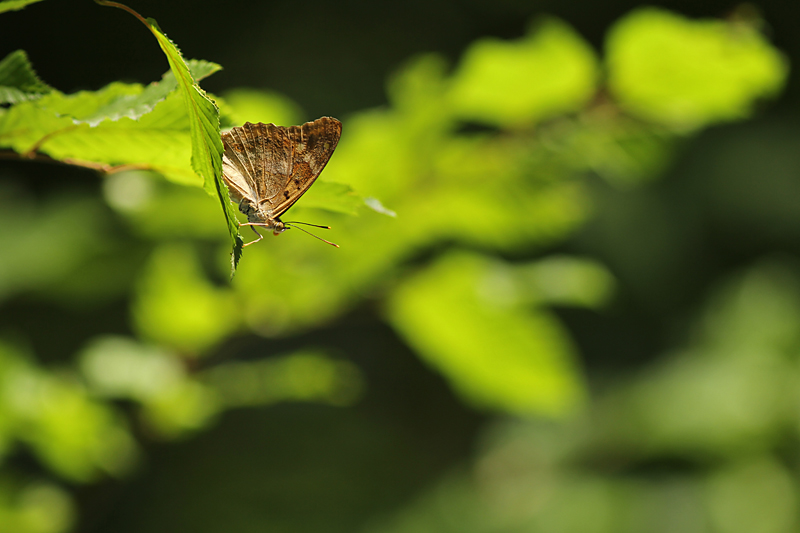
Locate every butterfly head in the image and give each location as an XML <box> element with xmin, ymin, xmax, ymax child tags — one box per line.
<box><xmin>271</xmin><ymin>219</ymin><xmax>287</xmax><ymax>235</ymax></box>
<box><xmin>239</xmin><ymin>217</ymin><xmax>338</xmax><ymax>247</ymax></box>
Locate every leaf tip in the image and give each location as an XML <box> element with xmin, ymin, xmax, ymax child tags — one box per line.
<box><xmin>364</xmin><ymin>196</ymin><xmax>397</xmax><ymax>217</ymax></box>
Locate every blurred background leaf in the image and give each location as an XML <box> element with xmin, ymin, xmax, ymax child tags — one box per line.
<box><xmin>607</xmin><ymin>7</ymin><xmax>788</xmax><ymax>130</ymax></box>
<box><xmin>449</xmin><ymin>18</ymin><xmax>599</xmax><ymax>126</ymax></box>
<box><xmin>0</xmin><ymin>0</ymin><xmax>46</xmax><ymax>15</ymax></box>
<box><xmin>387</xmin><ymin>251</ymin><xmax>587</xmax><ymax>416</ymax></box>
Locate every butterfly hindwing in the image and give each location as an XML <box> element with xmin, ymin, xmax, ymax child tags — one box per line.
<box><xmin>221</xmin><ymin>126</ymin><xmax>259</xmax><ymax>205</ymax></box>
<box><xmin>248</xmin><ymin>122</ymin><xmax>293</xmax><ymax>201</ymax></box>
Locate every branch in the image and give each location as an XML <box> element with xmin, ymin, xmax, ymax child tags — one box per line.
<box><xmin>0</xmin><ymin>149</ymin><xmax>154</xmax><ymax>174</ymax></box>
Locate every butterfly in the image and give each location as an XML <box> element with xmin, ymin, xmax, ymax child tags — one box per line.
<box><xmin>221</xmin><ymin>116</ymin><xmax>342</xmax><ymax>247</ymax></box>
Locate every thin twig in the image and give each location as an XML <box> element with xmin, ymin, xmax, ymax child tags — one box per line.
<box><xmin>23</xmin><ymin>124</ymin><xmax>80</xmax><ymax>157</ymax></box>
<box><xmin>0</xmin><ymin>149</ymin><xmax>154</xmax><ymax>174</ymax></box>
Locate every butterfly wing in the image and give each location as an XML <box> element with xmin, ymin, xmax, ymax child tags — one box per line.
<box><xmin>222</xmin><ymin>117</ymin><xmax>342</xmax><ymax>223</ymax></box>
<box><xmin>221</xmin><ymin>125</ymin><xmax>262</xmax><ymax>208</ymax></box>
<box><xmin>259</xmin><ymin>116</ymin><xmax>342</xmax><ymax>219</ymax></box>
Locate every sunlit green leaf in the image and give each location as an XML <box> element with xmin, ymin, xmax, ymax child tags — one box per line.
<box><xmin>387</xmin><ymin>251</ymin><xmax>586</xmax><ymax>416</ymax></box>
<box><xmin>42</xmin><ymin>82</ymin><xmax>143</xmax><ymax>124</ymax></box>
<box><xmin>606</xmin><ymin>8</ymin><xmax>789</xmax><ymax>129</ymax></box>
<box><xmin>0</xmin><ymin>65</ymin><xmax>225</xmax><ymax>185</ymax></box>
<box><xmin>449</xmin><ymin>18</ymin><xmax>599</xmax><ymax>127</ymax></box>
<box><xmin>295</xmin><ymin>181</ymin><xmax>363</xmax><ymax>215</ymax></box>
<box><xmin>0</xmin><ymin>0</ymin><xmax>46</xmax><ymax>14</ymax></box>
<box><xmin>96</xmin><ymin>1</ymin><xmax>244</xmax><ymax>272</ymax></box>
<box><xmin>65</xmin><ymin>59</ymin><xmax>221</xmax><ymax>126</ymax></box>
<box><xmin>141</xmin><ymin>17</ymin><xmax>242</xmax><ymax>272</ymax></box>
<box><xmin>0</xmin><ymin>92</ymin><xmax>72</xmax><ymax>153</ymax></box>
<box><xmin>0</xmin><ymin>50</ymin><xmax>52</xmax><ymax>104</ymax></box>
<box><xmin>0</xmin><ymin>92</ymin><xmax>199</xmax><ymax>184</ymax></box>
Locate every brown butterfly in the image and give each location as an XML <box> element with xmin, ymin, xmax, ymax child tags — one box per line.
<box><xmin>221</xmin><ymin>116</ymin><xmax>342</xmax><ymax>247</ymax></box>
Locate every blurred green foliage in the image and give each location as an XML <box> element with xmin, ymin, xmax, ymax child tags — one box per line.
<box><xmin>607</xmin><ymin>8</ymin><xmax>787</xmax><ymax>130</ymax></box>
<box><xmin>0</xmin><ymin>3</ymin><xmax>791</xmax><ymax>532</ymax></box>
<box><xmin>0</xmin><ymin>0</ymin><xmax>45</xmax><ymax>15</ymax></box>
<box><xmin>368</xmin><ymin>261</ymin><xmax>800</xmax><ymax>533</ymax></box>
<box><xmin>448</xmin><ymin>19</ymin><xmax>598</xmax><ymax>126</ymax></box>
<box><xmin>388</xmin><ymin>251</ymin><xmax>589</xmax><ymax>415</ymax></box>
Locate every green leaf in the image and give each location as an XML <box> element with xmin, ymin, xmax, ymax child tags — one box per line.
<box><xmin>0</xmin><ymin>50</ymin><xmax>53</xmax><ymax>104</ymax></box>
<box><xmin>96</xmin><ymin>1</ymin><xmax>243</xmax><ymax>273</ymax></box>
<box><xmin>41</xmin><ymin>82</ymin><xmax>143</xmax><ymax>124</ymax></box>
<box><xmin>294</xmin><ymin>181</ymin><xmax>364</xmax><ymax>215</ymax></box>
<box><xmin>606</xmin><ymin>8</ymin><xmax>789</xmax><ymax>130</ymax></box>
<box><xmin>149</xmin><ymin>19</ymin><xmax>242</xmax><ymax>272</ymax></box>
<box><xmin>69</xmin><ymin>59</ymin><xmax>222</xmax><ymax>127</ymax></box>
<box><xmin>387</xmin><ymin>251</ymin><xmax>586</xmax><ymax>416</ymax></box>
<box><xmin>0</xmin><ymin>92</ymin><xmax>74</xmax><ymax>154</ymax></box>
<box><xmin>0</xmin><ymin>0</ymin><xmax>46</xmax><ymax>14</ymax></box>
<box><xmin>0</xmin><ymin>60</ymin><xmax>223</xmax><ymax>184</ymax></box>
<box><xmin>449</xmin><ymin>18</ymin><xmax>599</xmax><ymax>127</ymax></box>
<box><xmin>1</xmin><ymin>62</ymin><xmax>210</xmax><ymax>126</ymax></box>
<box><xmin>0</xmin><ymin>91</ymin><xmax>200</xmax><ymax>185</ymax></box>
<box><xmin>364</xmin><ymin>196</ymin><xmax>397</xmax><ymax>217</ymax></box>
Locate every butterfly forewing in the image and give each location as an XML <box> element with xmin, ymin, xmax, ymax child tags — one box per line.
<box><xmin>248</xmin><ymin>123</ymin><xmax>288</xmax><ymax>201</ymax></box>
<box><xmin>268</xmin><ymin>117</ymin><xmax>342</xmax><ymax>218</ymax></box>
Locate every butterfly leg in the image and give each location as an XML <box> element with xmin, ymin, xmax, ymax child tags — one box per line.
<box><xmin>242</xmin><ymin>225</ymin><xmax>264</xmax><ymax>247</ymax></box>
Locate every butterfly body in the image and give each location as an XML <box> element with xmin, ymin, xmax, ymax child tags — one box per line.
<box><xmin>221</xmin><ymin>117</ymin><xmax>342</xmax><ymax>244</ymax></box>
<box><xmin>236</xmin><ymin>197</ymin><xmax>285</xmax><ymax>235</ymax></box>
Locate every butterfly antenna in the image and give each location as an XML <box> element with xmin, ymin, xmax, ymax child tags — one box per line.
<box><xmin>285</xmin><ymin>221</ymin><xmax>333</xmax><ymax>230</ymax></box>
<box><xmin>284</xmin><ymin>222</ymin><xmax>339</xmax><ymax>248</ymax></box>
